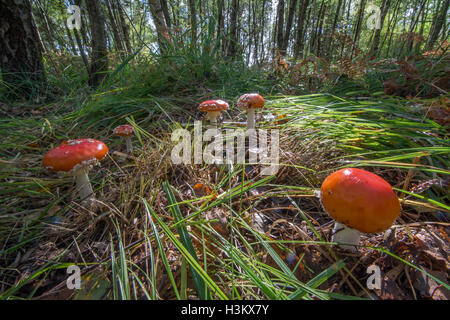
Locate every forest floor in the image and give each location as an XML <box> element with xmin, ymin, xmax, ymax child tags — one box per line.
<box><xmin>0</xmin><ymin>89</ymin><xmax>449</xmax><ymax>300</ymax></box>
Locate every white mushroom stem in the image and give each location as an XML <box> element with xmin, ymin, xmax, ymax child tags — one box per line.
<box><xmin>331</xmin><ymin>222</ymin><xmax>362</xmax><ymax>252</ymax></box>
<box><xmin>246</xmin><ymin>108</ymin><xmax>256</xmax><ymax>129</ymax></box>
<box><xmin>74</xmin><ymin>169</ymin><xmax>94</xmax><ymax>201</ymax></box>
<box><xmin>124</xmin><ymin>136</ymin><xmax>133</xmax><ymax>153</ymax></box>
<box><xmin>205</xmin><ymin>111</ymin><xmax>221</xmax><ymax>126</ymax></box>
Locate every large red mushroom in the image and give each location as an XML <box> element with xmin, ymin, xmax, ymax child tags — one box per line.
<box><xmin>43</xmin><ymin>139</ymin><xmax>108</xmax><ymax>202</ymax></box>
<box><xmin>320</xmin><ymin>168</ymin><xmax>401</xmax><ymax>251</ymax></box>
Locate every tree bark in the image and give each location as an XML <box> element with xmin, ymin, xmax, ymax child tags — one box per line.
<box><xmin>293</xmin><ymin>0</ymin><xmax>310</xmax><ymax>60</ymax></box>
<box><xmin>427</xmin><ymin>0</ymin><xmax>449</xmax><ymax>50</ymax></box>
<box><xmin>315</xmin><ymin>0</ymin><xmax>327</xmax><ymax>57</ymax></box>
<box><xmin>148</xmin><ymin>0</ymin><xmax>170</xmax><ymax>53</ymax></box>
<box><xmin>275</xmin><ymin>0</ymin><xmax>285</xmax><ymax>53</ymax></box>
<box><xmin>115</xmin><ymin>0</ymin><xmax>132</xmax><ymax>54</ymax></box>
<box><xmin>85</xmin><ymin>0</ymin><xmax>108</xmax><ymax>88</ymax></box>
<box><xmin>352</xmin><ymin>0</ymin><xmax>367</xmax><ymax>58</ymax></box>
<box><xmin>280</xmin><ymin>0</ymin><xmax>298</xmax><ymax>55</ymax></box>
<box><xmin>369</xmin><ymin>0</ymin><xmax>391</xmax><ymax>58</ymax></box>
<box><xmin>0</xmin><ymin>0</ymin><xmax>46</xmax><ymax>96</ymax></box>
<box><xmin>325</xmin><ymin>0</ymin><xmax>342</xmax><ymax>60</ymax></box>
<box><xmin>188</xmin><ymin>0</ymin><xmax>197</xmax><ymax>46</ymax></box>
<box><xmin>105</xmin><ymin>0</ymin><xmax>124</xmax><ymax>53</ymax></box>
<box><xmin>228</xmin><ymin>0</ymin><xmax>239</xmax><ymax>57</ymax></box>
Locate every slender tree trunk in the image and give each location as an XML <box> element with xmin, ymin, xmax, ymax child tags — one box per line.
<box><xmin>228</xmin><ymin>0</ymin><xmax>239</xmax><ymax>57</ymax></box>
<box><xmin>148</xmin><ymin>0</ymin><xmax>170</xmax><ymax>53</ymax></box>
<box><xmin>188</xmin><ymin>0</ymin><xmax>197</xmax><ymax>46</ymax></box>
<box><xmin>60</xmin><ymin>2</ymin><xmax>77</xmax><ymax>55</ymax></box>
<box><xmin>217</xmin><ymin>0</ymin><xmax>224</xmax><ymax>38</ymax></box>
<box><xmin>406</xmin><ymin>0</ymin><xmax>427</xmax><ymax>52</ymax></box>
<box><xmin>0</xmin><ymin>0</ymin><xmax>46</xmax><ymax>96</ymax></box>
<box><xmin>260</xmin><ymin>0</ymin><xmax>267</xmax><ymax>63</ymax></box>
<box><xmin>315</xmin><ymin>0</ymin><xmax>327</xmax><ymax>57</ymax></box>
<box><xmin>160</xmin><ymin>0</ymin><xmax>171</xmax><ymax>28</ymax></box>
<box><xmin>85</xmin><ymin>0</ymin><xmax>108</xmax><ymax>88</ymax></box>
<box><xmin>105</xmin><ymin>0</ymin><xmax>124</xmax><ymax>53</ymax></box>
<box><xmin>369</xmin><ymin>0</ymin><xmax>391</xmax><ymax>58</ymax></box>
<box><xmin>326</xmin><ymin>0</ymin><xmax>342</xmax><ymax>61</ymax></box>
<box><xmin>427</xmin><ymin>0</ymin><xmax>449</xmax><ymax>49</ymax></box>
<box><xmin>73</xmin><ymin>0</ymin><xmax>90</xmax><ymax>55</ymax></box>
<box><xmin>35</xmin><ymin>0</ymin><xmax>58</xmax><ymax>53</ymax></box>
<box><xmin>280</xmin><ymin>0</ymin><xmax>298</xmax><ymax>55</ymax></box>
<box><xmin>308</xmin><ymin>0</ymin><xmax>319</xmax><ymax>56</ymax></box>
<box><xmin>276</xmin><ymin>0</ymin><xmax>285</xmax><ymax>53</ymax></box>
<box><xmin>251</xmin><ymin>0</ymin><xmax>258</xmax><ymax>65</ymax></box>
<box><xmin>294</xmin><ymin>0</ymin><xmax>310</xmax><ymax>60</ymax></box>
<box><xmin>351</xmin><ymin>0</ymin><xmax>367</xmax><ymax>58</ymax></box>
<box><xmin>115</xmin><ymin>0</ymin><xmax>132</xmax><ymax>54</ymax></box>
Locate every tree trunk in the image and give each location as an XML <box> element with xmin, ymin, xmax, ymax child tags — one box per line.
<box><xmin>228</xmin><ymin>0</ymin><xmax>239</xmax><ymax>57</ymax></box>
<box><xmin>326</xmin><ymin>0</ymin><xmax>342</xmax><ymax>60</ymax></box>
<box><xmin>259</xmin><ymin>0</ymin><xmax>267</xmax><ymax>63</ymax></box>
<box><xmin>85</xmin><ymin>0</ymin><xmax>108</xmax><ymax>88</ymax></box>
<box><xmin>369</xmin><ymin>0</ymin><xmax>391</xmax><ymax>58</ymax></box>
<box><xmin>427</xmin><ymin>0</ymin><xmax>449</xmax><ymax>50</ymax></box>
<box><xmin>105</xmin><ymin>0</ymin><xmax>124</xmax><ymax>53</ymax></box>
<box><xmin>148</xmin><ymin>0</ymin><xmax>170</xmax><ymax>53</ymax></box>
<box><xmin>0</xmin><ymin>0</ymin><xmax>46</xmax><ymax>96</ymax></box>
<box><xmin>280</xmin><ymin>0</ymin><xmax>298</xmax><ymax>55</ymax></box>
<box><xmin>315</xmin><ymin>0</ymin><xmax>327</xmax><ymax>57</ymax></box>
<box><xmin>293</xmin><ymin>0</ymin><xmax>310</xmax><ymax>60</ymax></box>
<box><xmin>275</xmin><ymin>0</ymin><xmax>285</xmax><ymax>53</ymax></box>
<box><xmin>160</xmin><ymin>0</ymin><xmax>171</xmax><ymax>28</ymax></box>
<box><xmin>384</xmin><ymin>0</ymin><xmax>402</xmax><ymax>57</ymax></box>
<box><xmin>115</xmin><ymin>0</ymin><xmax>132</xmax><ymax>54</ymax></box>
<box><xmin>217</xmin><ymin>0</ymin><xmax>224</xmax><ymax>38</ymax></box>
<box><xmin>188</xmin><ymin>0</ymin><xmax>197</xmax><ymax>46</ymax></box>
<box><xmin>351</xmin><ymin>0</ymin><xmax>367</xmax><ymax>58</ymax></box>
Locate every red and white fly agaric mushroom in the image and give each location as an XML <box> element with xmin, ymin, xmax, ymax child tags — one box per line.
<box><xmin>198</xmin><ymin>100</ymin><xmax>229</xmax><ymax>126</ymax></box>
<box><xmin>42</xmin><ymin>139</ymin><xmax>108</xmax><ymax>202</ymax></box>
<box><xmin>113</xmin><ymin>124</ymin><xmax>135</xmax><ymax>153</ymax></box>
<box><xmin>237</xmin><ymin>93</ymin><xmax>265</xmax><ymax>129</ymax></box>
<box><xmin>320</xmin><ymin>168</ymin><xmax>401</xmax><ymax>252</ymax></box>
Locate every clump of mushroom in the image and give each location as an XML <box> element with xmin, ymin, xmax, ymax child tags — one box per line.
<box><xmin>320</xmin><ymin>168</ymin><xmax>401</xmax><ymax>252</ymax></box>
<box><xmin>113</xmin><ymin>124</ymin><xmax>135</xmax><ymax>153</ymax></box>
<box><xmin>198</xmin><ymin>100</ymin><xmax>229</xmax><ymax>126</ymax></box>
<box><xmin>237</xmin><ymin>93</ymin><xmax>265</xmax><ymax>129</ymax></box>
<box><xmin>42</xmin><ymin>139</ymin><xmax>108</xmax><ymax>203</ymax></box>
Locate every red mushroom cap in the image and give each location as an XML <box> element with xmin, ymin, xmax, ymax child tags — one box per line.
<box><xmin>237</xmin><ymin>93</ymin><xmax>265</xmax><ymax>109</ymax></box>
<box><xmin>198</xmin><ymin>100</ymin><xmax>229</xmax><ymax>112</ymax></box>
<box><xmin>113</xmin><ymin>124</ymin><xmax>135</xmax><ymax>137</ymax></box>
<box><xmin>43</xmin><ymin>139</ymin><xmax>108</xmax><ymax>173</ymax></box>
<box><xmin>320</xmin><ymin>168</ymin><xmax>401</xmax><ymax>233</ymax></box>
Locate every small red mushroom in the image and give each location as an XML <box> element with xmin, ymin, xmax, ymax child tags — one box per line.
<box><xmin>198</xmin><ymin>100</ymin><xmax>229</xmax><ymax>126</ymax></box>
<box><xmin>320</xmin><ymin>168</ymin><xmax>401</xmax><ymax>251</ymax></box>
<box><xmin>42</xmin><ymin>139</ymin><xmax>108</xmax><ymax>202</ymax></box>
<box><xmin>113</xmin><ymin>124</ymin><xmax>135</xmax><ymax>153</ymax></box>
<box><xmin>237</xmin><ymin>93</ymin><xmax>265</xmax><ymax>129</ymax></box>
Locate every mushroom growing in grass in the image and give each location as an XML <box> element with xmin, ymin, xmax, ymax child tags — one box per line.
<box><xmin>42</xmin><ymin>139</ymin><xmax>108</xmax><ymax>202</ymax></box>
<box><xmin>198</xmin><ymin>100</ymin><xmax>229</xmax><ymax>126</ymax></box>
<box><xmin>237</xmin><ymin>93</ymin><xmax>265</xmax><ymax>129</ymax></box>
<box><xmin>320</xmin><ymin>168</ymin><xmax>401</xmax><ymax>252</ymax></box>
<box><xmin>113</xmin><ymin>124</ymin><xmax>135</xmax><ymax>153</ymax></box>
